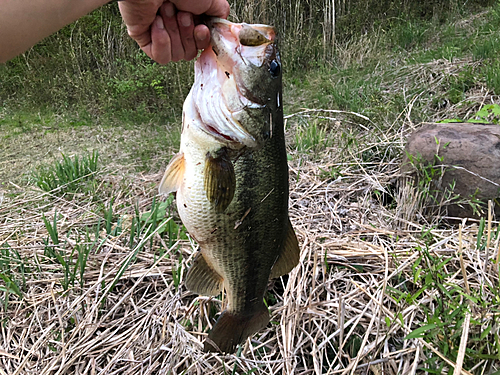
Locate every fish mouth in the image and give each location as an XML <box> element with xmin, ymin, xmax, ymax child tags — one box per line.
<box><xmin>193</xmin><ymin>47</ymin><xmax>261</xmax><ymax>148</ymax></box>
<box><xmin>206</xmin><ymin>18</ymin><xmax>276</xmax><ymax>48</ymax></box>
<box><xmin>207</xmin><ymin>18</ymin><xmax>276</xmax><ymax>79</ymax></box>
<box><xmin>190</xmin><ymin>19</ymin><xmax>277</xmax><ymax>148</ymax></box>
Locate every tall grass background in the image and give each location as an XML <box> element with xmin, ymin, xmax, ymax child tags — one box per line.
<box><xmin>0</xmin><ymin>0</ymin><xmax>495</xmax><ymax>121</ymax></box>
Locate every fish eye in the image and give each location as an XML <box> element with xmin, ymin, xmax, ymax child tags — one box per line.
<box><xmin>269</xmin><ymin>60</ymin><xmax>280</xmax><ymax>78</ymax></box>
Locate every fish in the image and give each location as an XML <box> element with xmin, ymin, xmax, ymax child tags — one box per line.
<box><xmin>159</xmin><ymin>18</ymin><xmax>299</xmax><ymax>353</ymax></box>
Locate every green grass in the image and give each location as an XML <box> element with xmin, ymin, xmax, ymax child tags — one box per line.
<box><xmin>33</xmin><ymin>150</ymin><xmax>99</xmax><ymax>196</ymax></box>
<box><xmin>484</xmin><ymin>60</ymin><xmax>500</xmax><ymax>94</ymax></box>
<box><xmin>1</xmin><ymin>195</ymin><xmax>185</xmax><ymax>306</ymax></box>
<box><xmin>42</xmin><ymin>211</ymin><xmax>96</xmax><ymax>291</ymax></box>
<box><xmin>472</xmin><ymin>36</ymin><xmax>500</xmax><ymax>59</ymax></box>
<box><xmin>0</xmin><ymin>245</ymin><xmax>26</xmax><ymax>309</ymax></box>
<box><xmin>294</xmin><ymin>120</ymin><xmax>327</xmax><ymax>153</ymax></box>
<box><xmin>390</xmin><ymin>19</ymin><xmax>430</xmax><ymax>51</ymax></box>
<box><xmin>285</xmin><ymin>3</ymin><xmax>500</xmax><ymax>156</ymax></box>
<box><xmin>0</xmin><ymin>108</ymin><xmax>182</xmax><ymax>187</ymax></box>
<box><xmin>389</xmin><ymin>237</ymin><xmax>500</xmax><ymax>372</ymax></box>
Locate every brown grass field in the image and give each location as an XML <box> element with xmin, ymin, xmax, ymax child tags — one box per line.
<box><xmin>1</xmin><ymin>99</ymin><xmax>499</xmax><ymax>373</ymax></box>
<box><xmin>1</xmin><ymin>6</ymin><xmax>500</xmax><ymax>374</ymax></box>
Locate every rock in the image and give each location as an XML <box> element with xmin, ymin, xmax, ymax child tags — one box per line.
<box><xmin>402</xmin><ymin>122</ymin><xmax>500</xmax><ymax>218</ymax></box>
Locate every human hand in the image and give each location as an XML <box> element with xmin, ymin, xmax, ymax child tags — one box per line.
<box><xmin>118</xmin><ymin>0</ymin><xmax>230</xmax><ymax>64</ymax></box>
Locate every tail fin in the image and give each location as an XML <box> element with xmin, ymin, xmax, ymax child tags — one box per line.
<box><xmin>204</xmin><ymin>305</ymin><xmax>270</xmax><ymax>353</ymax></box>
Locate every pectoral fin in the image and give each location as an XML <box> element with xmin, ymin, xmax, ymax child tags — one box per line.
<box><xmin>185</xmin><ymin>252</ymin><xmax>223</xmax><ymax>296</ymax></box>
<box><xmin>159</xmin><ymin>153</ymin><xmax>185</xmax><ymax>195</ymax></box>
<box><xmin>204</xmin><ymin>150</ymin><xmax>235</xmax><ymax>213</ymax></box>
<box><xmin>270</xmin><ymin>218</ymin><xmax>300</xmax><ymax>279</ymax></box>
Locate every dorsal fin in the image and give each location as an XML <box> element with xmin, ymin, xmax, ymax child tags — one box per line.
<box><xmin>159</xmin><ymin>153</ymin><xmax>185</xmax><ymax>195</ymax></box>
<box><xmin>270</xmin><ymin>217</ymin><xmax>300</xmax><ymax>279</ymax></box>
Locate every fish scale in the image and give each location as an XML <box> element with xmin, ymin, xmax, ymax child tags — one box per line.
<box><xmin>159</xmin><ymin>18</ymin><xmax>299</xmax><ymax>353</ymax></box>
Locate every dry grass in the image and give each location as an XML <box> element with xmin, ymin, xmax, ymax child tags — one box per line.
<box><xmin>0</xmin><ymin>119</ymin><xmax>179</xmax><ymax>185</ymax></box>
<box><xmin>2</xmin><ymin>23</ymin><xmax>500</xmax><ymax>374</ymax></box>
<box><xmin>1</xmin><ymin>119</ymin><xmax>499</xmax><ymax>374</ymax></box>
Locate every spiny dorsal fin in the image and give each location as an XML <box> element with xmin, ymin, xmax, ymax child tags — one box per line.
<box><xmin>185</xmin><ymin>252</ymin><xmax>223</xmax><ymax>296</ymax></box>
<box><xmin>270</xmin><ymin>217</ymin><xmax>300</xmax><ymax>279</ymax></box>
<box><xmin>159</xmin><ymin>153</ymin><xmax>185</xmax><ymax>195</ymax></box>
<box><xmin>204</xmin><ymin>149</ymin><xmax>235</xmax><ymax>213</ymax></box>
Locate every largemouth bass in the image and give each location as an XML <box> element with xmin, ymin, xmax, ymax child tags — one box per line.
<box><xmin>159</xmin><ymin>18</ymin><xmax>299</xmax><ymax>353</ymax></box>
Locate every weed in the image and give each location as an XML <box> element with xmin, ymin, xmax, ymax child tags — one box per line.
<box><xmin>75</xmin><ymin>241</ymin><xmax>92</xmax><ymax>290</ymax></box>
<box><xmin>33</xmin><ymin>150</ymin><xmax>99</xmax><ymax>196</ymax></box>
<box><xmin>107</xmin><ymin>216</ymin><xmax>172</xmax><ymax>295</ymax></box>
<box><xmin>473</xmin><ymin>103</ymin><xmax>500</xmax><ymax>123</ymax></box>
<box><xmin>473</xmin><ymin>36</ymin><xmax>500</xmax><ymax>59</ymax></box>
<box><xmin>41</xmin><ymin>212</ymin><xmax>96</xmax><ymax>291</ymax></box>
<box><xmin>294</xmin><ymin>120</ymin><xmax>327</xmax><ymax>153</ymax></box>
<box><xmin>43</xmin><ymin>211</ymin><xmax>60</xmax><ymax>247</ymax></box>
<box><xmin>397</xmin><ymin>242</ymin><xmax>500</xmax><ymax>372</ymax></box>
<box><xmin>0</xmin><ymin>244</ymin><xmax>25</xmax><ymax>309</ymax></box>
<box><xmin>391</xmin><ymin>20</ymin><xmax>428</xmax><ymax>51</ymax></box>
<box><xmin>42</xmin><ymin>212</ymin><xmax>73</xmax><ymax>290</ymax></box>
<box><xmin>0</xmin><ymin>273</ymin><xmax>23</xmax><ymax>310</ymax></box>
<box><xmin>446</xmin><ymin>67</ymin><xmax>476</xmax><ymax>104</ymax></box>
<box><xmin>319</xmin><ymin>165</ymin><xmax>344</xmax><ymax>181</ymax></box>
<box><xmin>440</xmin><ymin>103</ymin><xmax>500</xmax><ymax>124</ymax></box>
<box><xmin>140</xmin><ymin>196</ymin><xmax>187</xmax><ymax>248</ymax></box>
<box><xmin>104</xmin><ymin>198</ymin><xmax>116</xmax><ymax>235</ymax></box>
<box><xmin>0</xmin><ymin>244</ymin><xmax>28</xmax><ymax>292</ymax></box>
<box><xmin>139</xmin><ymin>196</ymin><xmax>187</xmax><ymax>290</ymax></box>
<box><xmin>484</xmin><ymin>61</ymin><xmax>500</xmax><ymax>95</ymax></box>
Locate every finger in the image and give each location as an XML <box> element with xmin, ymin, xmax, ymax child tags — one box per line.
<box><xmin>150</xmin><ymin>15</ymin><xmax>172</xmax><ymax>65</ymax></box>
<box><xmin>171</xmin><ymin>0</ymin><xmax>230</xmax><ymax>18</ymax></box>
<box><xmin>205</xmin><ymin>0</ymin><xmax>231</xmax><ymax>18</ymax></box>
<box><xmin>177</xmin><ymin>12</ymin><xmax>197</xmax><ymax>61</ymax></box>
<box><xmin>194</xmin><ymin>24</ymin><xmax>210</xmax><ymax>51</ymax></box>
<box><xmin>118</xmin><ymin>2</ymin><xmax>156</xmax><ymax>48</ymax></box>
<box><xmin>161</xmin><ymin>2</ymin><xmax>184</xmax><ymax>62</ymax></box>
<box><xmin>124</xmin><ymin>26</ymin><xmax>152</xmax><ymax>50</ymax></box>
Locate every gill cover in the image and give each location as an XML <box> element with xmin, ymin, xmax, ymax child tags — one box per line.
<box><xmin>192</xmin><ymin>18</ymin><xmax>282</xmax><ymax>149</ymax></box>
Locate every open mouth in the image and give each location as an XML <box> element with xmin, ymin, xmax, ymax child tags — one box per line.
<box><xmin>206</xmin><ymin>18</ymin><xmax>276</xmax><ymax>46</ymax></box>
<box><xmin>191</xmin><ymin>52</ymin><xmax>257</xmax><ymax>147</ymax></box>
<box><xmin>190</xmin><ymin>19</ymin><xmax>277</xmax><ymax>148</ymax></box>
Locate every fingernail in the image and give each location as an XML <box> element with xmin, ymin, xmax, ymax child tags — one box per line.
<box><xmin>195</xmin><ymin>29</ymin><xmax>206</xmax><ymax>41</ymax></box>
<box><xmin>180</xmin><ymin>13</ymin><xmax>191</xmax><ymax>27</ymax></box>
<box><xmin>164</xmin><ymin>3</ymin><xmax>175</xmax><ymax>18</ymax></box>
<box><xmin>156</xmin><ymin>16</ymin><xmax>164</xmax><ymax>30</ymax></box>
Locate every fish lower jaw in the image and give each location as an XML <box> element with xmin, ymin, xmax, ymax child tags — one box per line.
<box><xmin>202</xmin><ymin>123</ymin><xmax>237</xmax><ymax>144</ymax></box>
<box><xmin>199</xmin><ymin>120</ymin><xmax>259</xmax><ymax>149</ymax></box>
<box><xmin>189</xmin><ymin>100</ymin><xmax>257</xmax><ymax>149</ymax></box>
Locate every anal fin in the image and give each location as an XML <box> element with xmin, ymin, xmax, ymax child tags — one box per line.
<box><xmin>270</xmin><ymin>217</ymin><xmax>300</xmax><ymax>279</ymax></box>
<box><xmin>159</xmin><ymin>153</ymin><xmax>185</xmax><ymax>195</ymax></box>
<box><xmin>204</xmin><ymin>149</ymin><xmax>236</xmax><ymax>212</ymax></box>
<box><xmin>204</xmin><ymin>304</ymin><xmax>270</xmax><ymax>353</ymax></box>
<box><xmin>185</xmin><ymin>252</ymin><xmax>223</xmax><ymax>296</ymax></box>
